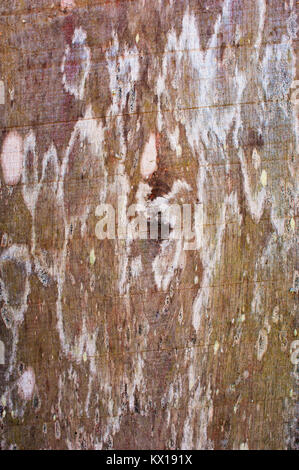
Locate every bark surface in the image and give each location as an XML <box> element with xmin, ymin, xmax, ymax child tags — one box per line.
<box><xmin>0</xmin><ymin>0</ymin><xmax>298</xmax><ymax>450</ymax></box>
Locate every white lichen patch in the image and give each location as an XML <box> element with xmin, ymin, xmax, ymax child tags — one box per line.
<box><xmin>61</xmin><ymin>0</ymin><xmax>75</xmax><ymax>11</ymax></box>
<box><xmin>252</xmin><ymin>148</ymin><xmax>261</xmax><ymax>170</ymax></box>
<box><xmin>158</xmin><ymin>0</ymin><xmax>246</xmax><ymax>152</ymax></box>
<box><xmin>153</xmin><ymin>238</ymin><xmax>184</xmax><ymax>292</ymax></box>
<box><xmin>17</xmin><ymin>368</ymin><xmax>35</xmax><ymax>401</ymax></box>
<box><xmin>256</xmin><ymin>328</ymin><xmax>268</xmax><ymax>361</ymax></box>
<box><xmin>0</xmin><ymin>340</ymin><xmax>4</xmax><ymax>365</ymax></box>
<box><xmin>131</xmin><ymin>255</ymin><xmax>142</xmax><ymax>279</ymax></box>
<box><xmin>61</xmin><ymin>28</ymin><xmax>91</xmax><ymax>100</ymax></box>
<box><xmin>1</xmin><ymin>132</ymin><xmax>23</xmax><ymax>186</ymax></box>
<box><xmin>213</xmin><ymin>340</ymin><xmax>220</xmax><ymax>355</ymax></box>
<box><xmin>140</xmin><ymin>133</ymin><xmax>157</xmax><ymax>179</ymax></box>
<box><xmin>260</xmin><ymin>170</ymin><xmax>267</xmax><ymax>187</ymax></box>
<box><xmin>89</xmin><ymin>249</ymin><xmax>96</xmax><ymax>266</ymax></box>
<box><xmin>239</xmin><ymin>148</ymin><xmax>266</xmax><ymax>223</ymax></box>
<box><xmin>0</xmin><ymin>80</ymin><xmax>4</xmax><ymax>104</ymax></box>
<box><xmin>272</xmin><ymin>306</ymin><xmax>280</xmax><ymax>323</ymax></box>
<box><xmin>0</xmin><ymin>245</ymin><xmax>31</xmax><ymax>377</ymax></box>
<box><xmin>240</xmin><ymin>442</ymin><xmax>249</xmax><ymax>450</ymax></box>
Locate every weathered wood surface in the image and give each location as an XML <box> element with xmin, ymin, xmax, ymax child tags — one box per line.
<box><xmin>0</xmin><ymin>0</ymin><xmax>298</xmax><ymax>450</ymax></box>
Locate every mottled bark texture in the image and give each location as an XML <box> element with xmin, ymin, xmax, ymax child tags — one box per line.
<box><xmin>0</xmin><ymin>0</ymin><xmax>298</xmax><ymax>450</ymax></box>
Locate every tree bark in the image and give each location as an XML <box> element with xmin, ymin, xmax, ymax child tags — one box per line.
<box><xmin>0</xmin><ymin>0</ymin><xmax>298</xmax><ymax>450</ymax></box>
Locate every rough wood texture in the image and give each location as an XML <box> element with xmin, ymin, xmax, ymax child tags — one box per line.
<box><xmin>0</xmin><ymin>0</ymin><xmax>298</xmax><ymax>450</ymax></box>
